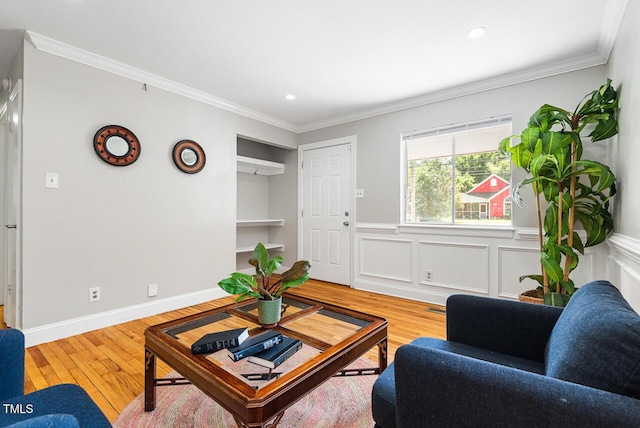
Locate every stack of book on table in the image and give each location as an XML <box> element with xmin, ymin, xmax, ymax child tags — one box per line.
<box><xmin>191</xmin><ymin>327</ymin><xmax>250</xmax><ymax>354</ymax></box>
<box><xmin>191</xmin><ymin>328</ymin><xmax>302</xmax><ymax>369</ymax></box>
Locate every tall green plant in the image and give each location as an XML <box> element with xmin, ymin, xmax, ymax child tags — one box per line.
<box><xmin>499</xmin><ymin>80</ymin><xmax>618</xmax><ymax>306</ymax></box>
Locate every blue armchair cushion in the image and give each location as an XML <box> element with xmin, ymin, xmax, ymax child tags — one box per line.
<box><xmin>0</xmin><ymin>384</ymin><xmax>111</xmax><ymax>428</ymax></box>
<box><xmin>371</xmin><ymin>362</ymin><xmax>396</xmax><ymax>428</ymax></box>
<box><xmin>5</xmin><ymin>414</ymin><xmax>79</xmax><ymax>428</ymax></box>
<box><xmin>0</xmin><ymin>329</ymin><xmax>25</xmax><ymax>401</ymax></box>
<box><xmin>409</xmin><ymin>337</ymin><xmax>545</xmax><ymax>374</ymax></box>
<box><xmin>545</xmin><ymin>280</ymin><xmax>640</xmax><ymax>398</ymax></box>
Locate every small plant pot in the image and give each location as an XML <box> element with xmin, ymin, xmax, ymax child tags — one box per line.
<box><xmin>258</xmin><ymin>297</ymin><xmax>282</xmax><ymax>328</ymax></box>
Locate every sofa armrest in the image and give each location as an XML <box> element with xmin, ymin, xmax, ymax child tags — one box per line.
<box><xmin>446</xmin><ymin>294</ymin><xmax>562</xmax><ymax>362</ymax></box>
<box><xmin>0</xmin><ymin>329</ymin><xmax>25</xmax><ymax>401</ymax></box>
<box><xmin>394</xmin><ymin>344</ymin><xmax>640</xmax><ymax>428</ymax></box>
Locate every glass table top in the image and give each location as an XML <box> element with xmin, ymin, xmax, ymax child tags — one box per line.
<box><xmin>157</xmin><ymin>295</ymin><xmax>376</xmax><ymax>390</ymax></box>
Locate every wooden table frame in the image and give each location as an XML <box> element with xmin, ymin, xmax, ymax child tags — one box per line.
<box><xmin>144</xmin><ymin>294</ymin><xmax>388</xmax><ymax>428</ymax></box>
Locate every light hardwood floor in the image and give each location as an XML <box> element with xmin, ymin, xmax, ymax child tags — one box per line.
<box><xmin>22</xmin><ymin>280</ymin><xmax>446</xmax><ymax>422</ymax></box>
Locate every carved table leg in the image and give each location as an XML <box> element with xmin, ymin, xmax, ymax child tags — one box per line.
<box><xmin>378</xmin><ymin>338</ymin><xmax>388</xmax><ymax>373</ymax></box>
<box><xmin>144</xmin><ymin>348</ymin><xmax>156</xmax><ymax>411</ymax></box>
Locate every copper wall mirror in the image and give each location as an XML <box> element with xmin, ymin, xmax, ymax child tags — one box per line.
<box><xmin>173</xmin><ymin>140</ymin><xmax>206</xmax><ymax>174</ymax></box>
<box><xmin>93</xmin><ymin>125</ymin><xmax>141</xmax><ymax>166</ymax></box>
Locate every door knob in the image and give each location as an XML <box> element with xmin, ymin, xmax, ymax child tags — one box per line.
<box><xmin>343</xmin><ymin>221</ymin><xmax>350</xmax><ymax>226</ymax></box>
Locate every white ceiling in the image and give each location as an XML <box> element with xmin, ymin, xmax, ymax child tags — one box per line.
<box><xmin>0</xmin><ymin>0</ymin><xmax>628</xmax><ymax>132</ymax></box>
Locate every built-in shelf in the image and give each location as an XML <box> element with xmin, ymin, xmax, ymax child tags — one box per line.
<box><xmin>236</xmin><ymin>219</ymin><xmax>285</xmax><ymax>227</ymax></box>
<box><xmin>236</xmin><ymin>243</ymin><xmax>284</xmax><ymax>253</ymax></box>
<box><xmin>237</xmin><ymin>155</ymin><xmax>284</xmax><ymax>176</ymax></box>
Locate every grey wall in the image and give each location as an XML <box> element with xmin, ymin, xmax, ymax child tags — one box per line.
<box><xmin>299</xmin><ymin>67</ymin><xmax>610</xmax><ymax>228</ymax></box>
<box><xmin>19</xmin><ymin>42</ymin><xmax>296</xmax><ymax>329</ymax></box>
<box><xmin>608</xmin><ymin>0</ymin><xmax>640</xmax><ymax>240</ymax></box>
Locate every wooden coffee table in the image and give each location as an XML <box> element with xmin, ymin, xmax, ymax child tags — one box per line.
<box><xmin>144</xmin><ymin>293</ymin><xmax>388</xmax><ymax>428</ymax></box>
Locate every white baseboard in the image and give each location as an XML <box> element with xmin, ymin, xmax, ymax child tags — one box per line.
<box><xmin>353</xmin><ymin>279</ymin><xmax>452</xmax><ymax>306</ymax></box>
<box><xmin>23</xmin><ymin>288</ymin><xmax>229</xmax><ymax>347</ymax></box>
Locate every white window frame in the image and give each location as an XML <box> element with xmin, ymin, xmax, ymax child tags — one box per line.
<box><xmin>400</xmin><ymin>115</ymin><xmax>512</xmax><ymax>226</ymax></box>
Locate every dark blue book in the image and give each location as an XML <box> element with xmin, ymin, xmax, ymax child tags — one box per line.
<box><xmin>247</xmin><ymin>336</ymin><xmax>303</xmax><ymax>369</ymax></box>
<box><xmin>226</xmin><ymin>330</ymin><xmax>283</xmax><ymax>361</ymax></box>
<box><xmin>191</xmin><ymin>327</ymin><xmax>249</xmax><ymax>354</ymax></box>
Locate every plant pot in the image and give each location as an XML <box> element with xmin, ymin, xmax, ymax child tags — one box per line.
<box><xmin>519</xmin><ymin>289</ymin><xmax>544</xmax><ymax>305</ymax></box>
<box><xmin>258</xmin><ymin>297</ymin><xmax>282</xmax><ymax>327</ymax></box>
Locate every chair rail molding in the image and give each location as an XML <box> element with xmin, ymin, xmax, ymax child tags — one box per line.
<box><xmin>608</xmin><ymin>233</ymin><xmax>640</xmax><ymax>265</ymax></box>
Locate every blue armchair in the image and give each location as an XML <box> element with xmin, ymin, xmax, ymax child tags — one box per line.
<box><xmin>0</xmin><ymin>328</ymin><xmax>111</xmax><ymax>428</ymax></box>
<box><xmin>372</xmin><ymin>280</ymin><xmax>640</xmax><ymax>427</ymax></box>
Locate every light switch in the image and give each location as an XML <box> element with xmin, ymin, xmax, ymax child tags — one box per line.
<box><xmin>355</xmin><ymin>188</ymin><xmax>365</xmax><ymax>199</ymax></box>
<box><xmin>45</xmin><ymin>172</ymin><xmax>59</xmax><ymax>189</ymax></box>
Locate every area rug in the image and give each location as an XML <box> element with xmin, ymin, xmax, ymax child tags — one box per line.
<box><xmin>114</xmin><ymin>358</ymin><xmax>377</xmax><ymax>427</ymax></box>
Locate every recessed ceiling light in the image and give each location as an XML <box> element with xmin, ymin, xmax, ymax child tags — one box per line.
<box><xmin>285</xmin><ymin>94</ymin><xmax>296</xmax><ymax>101</ymax></box>
<box><xmin>467</xmin><ymin>27</ymin><xmax>487</xmax><ymax>39</ymax></box>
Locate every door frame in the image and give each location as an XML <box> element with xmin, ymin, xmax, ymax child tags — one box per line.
<box><xmin>297</xmin><ymin>135</ymin><xmax>357</xmax><ymax>286</ymax></box>
<box><xmin>3</xmin><ymin>80</ymin><xmax>23</xmax><ymax>328</ymax></box>
<box><xmin>0</xmin><ymin>100</ymin><xmax>6</xmax><ymax>306</ymax></box>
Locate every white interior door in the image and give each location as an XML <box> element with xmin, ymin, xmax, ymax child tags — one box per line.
<box><xmin>4</xmin><ymin>80</ymin><xmax>22</xmax><ymax>328</ymax></box>
<box><xmin>301</xmin><ymin>142</ymin><xmax>352</xmax><ymax>285</ymax></box>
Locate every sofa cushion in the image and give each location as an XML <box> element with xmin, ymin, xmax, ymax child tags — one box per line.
<box><xmin>371</xmin><ymin>362</ymin><xmax>396</xmax><ymax>428</ymax></box>
<box><xmin>545</xmin><ymin>280</ymin><xmax>640</xmax><ymax>398</ymax></box>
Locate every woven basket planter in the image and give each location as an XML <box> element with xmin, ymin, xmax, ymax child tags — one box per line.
<box><xmin>519</xmin><ymin>289</ymin><xmax>544</xmax><ymax>305</ymax></box>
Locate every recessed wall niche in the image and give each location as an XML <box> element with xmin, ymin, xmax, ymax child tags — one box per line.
<box><xmin>236</xmin><ymin>136</ymin><xmax>294</xmax><ymax>272</ymax></box>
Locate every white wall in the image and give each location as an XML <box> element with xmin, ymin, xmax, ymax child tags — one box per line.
<box><xmin>606</xmin><ymin>0</ymin><xmax>640</xmax><ymax>312</ymax></box>
<box><xmin>18</xmin><ymin>41</ymin><xmax>297</xmax><ymax>343</ymax></box>
<box><xmin>300</xmin><ymin>67</ymin><xmax>615</xmax><ymax>305</ymax></box>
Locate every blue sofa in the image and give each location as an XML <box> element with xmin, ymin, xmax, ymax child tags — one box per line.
<box><xmin>372</xmin><ymin>280</ymin><xmax>640</xmax><ymax>427</ymax></box>
<box><xmin>0</xmin><ymin>329</ymin><xmax>111</xmax><ymax>428</ymax></box>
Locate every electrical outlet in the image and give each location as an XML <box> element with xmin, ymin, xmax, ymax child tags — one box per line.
<box><xmin>425</xmin><ymin>271</ymin><xmax>433</xmax><ymax>281</ymax></box>
<box><xmin>89</xmin><ymin>286</ymin><xmax>101</xmax><ymax>303</ymax></box>
<box><xmin>148</xmin><ymin>283</ymin><xmax>158</xmax><ymax>297</ymax></box>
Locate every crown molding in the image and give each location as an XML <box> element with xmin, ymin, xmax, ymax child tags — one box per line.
<box><xmin>24</xmin><ymin>0</ymin><xmax>629</xmax><ymax>135</ymax></box>
<box><xmin>25</xmin><ymin>31</ymin><xmax>299</xmax><ymax>133</ymax></box>
<box><xmin>297</xmin><ymin>52</ymin><xmax>607</xmax><ymax>133</ymax></box>
<box><xmin>297</xmin><ymin>0</ymin><xmax>629</xmax><ymax>133</ymax></box>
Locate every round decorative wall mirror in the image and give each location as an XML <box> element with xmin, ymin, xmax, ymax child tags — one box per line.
<box><xmin>93</xmin><ymin>125</ymin><xmax>141</xmax><ymax>166</ymax></box>
<box><xmin>172</xmin><ymin>140</ymin><xmax>206</xmax><ymax>174</ymax></box>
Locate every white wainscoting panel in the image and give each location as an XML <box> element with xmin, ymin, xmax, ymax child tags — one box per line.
<box><xmin>498</xmin><ymin>246</ymin><xmax>594</xmax><ymax>299</ymax></box>
<box><xmin>353</xmin><ymin>223</ymin><xmax>614</xmax><ymax>306</ymax></box>
<box><xmin>498</xmin><ymin>246</ymin><xmax>541</xmax><ymax>299</ymax></box>
<box><xmin>607</xmin><ymin>233</ymin><xmax>640</xmax><ymax>312</ymax></box>
<box><xmin>418</xmin><ymin>241</ymin><xmax>489</xmax><ymax>294</ymax></box>
<box><xmin>621</xmin><ymin>267</ymin><xmax>640</xmax><ymax>313</ymax></box>
<box><xmin>359</xmin><ymin>237</ymin><xmax>413</xmax><ymax>282</ymax></box>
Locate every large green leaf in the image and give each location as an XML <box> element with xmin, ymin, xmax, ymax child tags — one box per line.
<box><xmin>278</xmin><ymin>273</ymin><xmax>310</xmax><ymax>295</ymax></box>
<box><xmin>218</xmin><ymin>273</ymin><xmax>257</xmax><ymax>295</ymax></box>
<box><xmin>541</xmin><ymin>250</ymin><xmax>563</xmax><ymax>283</ymax></box>
<box><xmin>544</xmin><ymin>292</ymin><xmax>571</xmax><ymax>307</ymax></box>
<box><xmin>249</xmin><ymin>242</ymin><xmax>269</xmax><ymax>276</ymax></box>
<box><xmin>266</xmin><ymin>255</ymin><xmax>283</xmax><ymax>277</ymax></box>
<box><xmin>519</xmin><ymin>274</ymin><xmax>545</xmax><ymax>287</ymax></box>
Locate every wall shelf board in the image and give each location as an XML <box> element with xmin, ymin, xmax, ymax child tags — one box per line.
<box><xmin>237</xmin><ymin>156</ymin><xmax>284</xmax><ymax>175</ymax></box>
<box><xmin>236</xmin><ymin>219</ymin><xmax>285</xmax><ymax>227</ymax></box>
<box><xmin>236</xmin><ymin>243</ymin><xmax>284</xmax><ymax>253</ymax></box>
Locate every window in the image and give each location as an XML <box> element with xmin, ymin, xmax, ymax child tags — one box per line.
<box><xmin>403</xmin><ymin>116</ymin><xmax>512</xmax><ymax>225</ymax></box>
